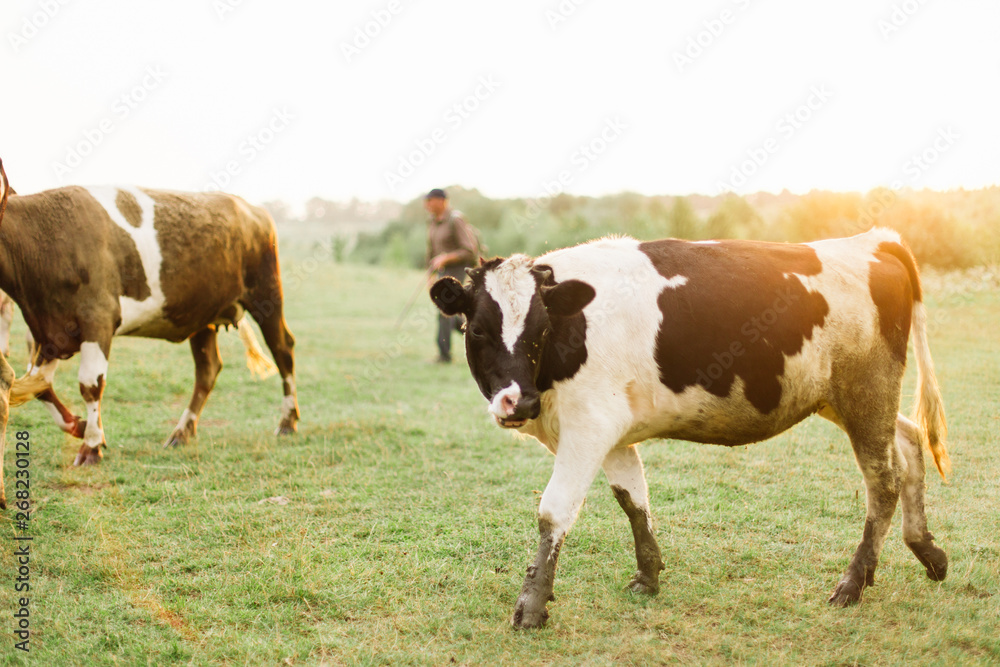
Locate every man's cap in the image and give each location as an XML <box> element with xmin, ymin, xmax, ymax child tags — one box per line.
<box><xmin>425</xmin><ymin>188</ymin><xmax>447</xmax><ymax>200</ymax></box>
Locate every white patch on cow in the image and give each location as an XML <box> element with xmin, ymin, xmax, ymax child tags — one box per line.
<box><xmin>281</xmin><ymin>394</ymin><xmax>297</xmax><ymax>419</ymax></box>
<box><xmin>175</xmin><ymin>408</ymin><xmax>196</xmax><ymax>431</ymax></box>
<box><xmin>41</xmin><ymin>402</ymin><xmax>72</xmax><ymax>431</ymax></box>
<box><xmin>483</xmin><ymin>255</ymin><xmax>537</xmax><ymax>353</ymax></box>
<box><xmin>662</xmin><ymin>275</ymin><xmax>688</xmax><ymax>289</ymax></box>
<box><xmin>691</xmin><ymin>240</ymin><xmax>719</xmax><ymax>245</ymax></box>
<box><xmin>78</xmin><ymin>342</ymin><xmax>108</xmax><ymax>448</ymax></box>
<box><xmin>536</xmin><ymin>236</ymin><xmax>676</xmax><ymax>390</ymax></box>
<box><xmin>489</xmin><ymin>381</ymin><xmax>521</xmax><ymax>418</ymax></box>
<box><xmin>79</xmin><ymin>341</ymin><xmax>109</xmax><ymax>384</ymax></box>
<box><xmin>81</xmin><ymin>401</ymin><xmax>104</xmax><ymax>448</ymax></box>
<box><xmin>27</xmin><ymin>357</ymin><xmax>58</xmax><ymax>383</ymax></box>
<box><xmin>603</xmin><ymin>446</ymin><xmax>648</xmax><ymax>504</ymax></box>
<box><xmin>84</xmin><ymin>186</ymin><xmax>165</xmax><ymax>335</ymax></box>
<box><xmin>280</xmin><ymin>376</ymin><xmax>298</xmax><ymax>419</ymax></box>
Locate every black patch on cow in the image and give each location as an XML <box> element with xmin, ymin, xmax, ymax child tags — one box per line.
<box><xmin>869</xmin><ymin>242</ymin><xmax>915</xmax><ymax>364</ymax></box>
<box><xmin>639</xmin><ymin>239</ymin><xmax>829</xmax><ymax>414</ymax></box>
<box><xmin>533</xmin><ymin>264</ymin><xmax>589</xmax><ymax>392</ymax></box>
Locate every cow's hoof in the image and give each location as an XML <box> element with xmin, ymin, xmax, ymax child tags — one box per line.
<box><xmin>907</xmin><ymin>539</ymin><xmax>948</xmax><ymax>582</ymax></box>
<box><xmin>828</xmin><ymin>578</ymin><xmax>864</xmax><ymax>607</ymax></box>
<box><xmin>163</xmin><ymin>433</ymin><xmax>186</xmax><ymax>449</ymax></box>
<box><xmin>626</xmin><ymin>572</ymin><xmax>659</xmax><ymax>595</ymax></box>
<box><xmin>275</xmin><ymin>423</ymin><xmax>297</xmax><ymax>436</ymax></box>
<box><xmin>924</xmin><ymin>553</ymin><xmax>948</xmax><ymax>582</ymax></box>
<box><xmin>68</xmin><ymin>417</ymin><xmax>87</xmax><ymax>439</ymax></box>
<box><xmin>0</xmin><ymin>495</ymin><xmax>6</xmax><ymax>511</ymax></box>
<box><xmin>73</xmin><ymin>445</ymin><xmax>103</xmax><ymax>466</ymax></box>
<box><xmin>164</xmin><ymin>421</ymin><xmax>197</xmax><ymax>448</ymax></box>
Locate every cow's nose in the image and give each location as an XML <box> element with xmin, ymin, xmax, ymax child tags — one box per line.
<box><xmin>490</xmin><ymin>383</ymin><xmax>523</xmax><ymax>419</ymax></box>
<box><xmin>513</xmin><ymin>393</ymin><xmax>541</xmax><ymax>420</ymax></box>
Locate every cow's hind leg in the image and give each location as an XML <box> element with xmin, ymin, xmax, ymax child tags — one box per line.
<box><xmin>245</xmin><ymin>298</ymin><xmax>298</xmax><ymax>436</ymax></box>
<box><xmin>165</xmin><ymin>327</ymin><xmax>222</xmax><ymax>448</ymax></box>
<box><xmin>27</xmin><ymin>356</ymin><xmax>86</xmax><ymax>438</ymax></box>
<box><xmin>896</xmin><ymin>415</ymin><xmax>948</xmax><ymax>581</ymax></box>
<box><xmin>603</xmin><ymin>445</ymin><xmax>664</xmax><ymax>595</ymax></box>
<box><xmin>823</xmin><ymin>405</ymin><xmax>904</xmax><ymax>606</ymax></box>
<box><xmin>73</xmin><ymin>341</ymin><xmax>110</xmax><ymax>466</ymax></box>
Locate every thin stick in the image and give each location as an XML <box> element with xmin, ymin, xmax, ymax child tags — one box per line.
<box><xmin>394</xmin><ymin>269</ymin><xmax>435</xmax><ymax>329</ymax></box>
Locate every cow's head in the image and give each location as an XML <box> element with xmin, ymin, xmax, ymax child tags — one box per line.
<box><xmin>430</xmin><ymin>255</ymin><xmax>595</xmax><ymax>428</ymax></box>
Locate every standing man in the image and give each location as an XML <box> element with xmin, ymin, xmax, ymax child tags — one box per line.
<box><xmin>425</xmin><ymin>188</ymin><xmax>478</xmax><ymax>363</ymax></box>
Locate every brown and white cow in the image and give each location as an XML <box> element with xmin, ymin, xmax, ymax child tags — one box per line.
<box><xmin>0</xmin><ymin>159</ymin><xmax>299</xmax><ymax>479</ymax></box>
<box><xmin>431</xmin><ymin>230</ymin><xmax>950</xmax><ymax>629</ymax></box>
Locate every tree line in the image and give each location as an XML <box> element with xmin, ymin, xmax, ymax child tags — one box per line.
<box><xmin>282</xmin><ymin>186</ymin><xmax>1000</xmax><ymax>270</ymax></box>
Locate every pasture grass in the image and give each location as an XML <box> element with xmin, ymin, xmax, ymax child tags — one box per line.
<box><xmin>0</xmin><ymin>257</ymin><xmax>997</xmax><ymax>666</ymax></box>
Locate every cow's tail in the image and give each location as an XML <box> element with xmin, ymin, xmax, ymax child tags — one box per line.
<box><xmin>901</xmin><ymin>245</ymin><xmax>950</xmax><ymax>481</ymax></box>
<box><xmin>8</xmin><ymin>374</ymin><xmax>48</xmax><ymax>407</ymax></box>
<box><xmin>237</xmin><ymin>317</ymin><xmax>278</xmax><ymax>380</ymax></box>
<box><xmin>8</xmin><ymin>330</ymin><xmax>47</xmax><ymax>406</ymax></box>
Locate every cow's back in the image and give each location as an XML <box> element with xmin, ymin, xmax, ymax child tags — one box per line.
<box><xmin>140</xmin><ymin>188</ymin><xmax>277</xmax><ymax>330</ymax></box>
<box><xmin>10</xmin><ymin>185</ymin><xmax>279</xmax><ymax>343</ymax></box>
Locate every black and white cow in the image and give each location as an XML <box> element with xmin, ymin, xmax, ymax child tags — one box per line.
<box><xmin>430</xmin><ymin>229</ymin><xmax>950</xmax><ymax>629</ymax></box>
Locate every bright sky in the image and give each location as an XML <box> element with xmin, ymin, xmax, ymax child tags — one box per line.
<box><xmin>4</xmin><ymin>0</ymin><xmax>998</xmax><ymax>207</ymax></box>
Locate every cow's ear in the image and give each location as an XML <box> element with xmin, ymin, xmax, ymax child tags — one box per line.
<box><xmin>541</xmin><ymin>280</ymin><xmax>595</xmax><ymax>318</ymax></box>
<box><xmin>430</xmin><ymin>276</ymin><xmax>471</xmax><ymax>316</ymax></box>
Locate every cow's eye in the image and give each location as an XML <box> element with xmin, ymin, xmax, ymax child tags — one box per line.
<box><xmin>468</xmin><ymin>325</ymin><xmax>485</xmax><ymax>338</ymax></box>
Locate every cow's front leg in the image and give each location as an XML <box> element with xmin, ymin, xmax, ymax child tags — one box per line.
<box><xmin>603</xmin><ymin>445</ymin><xmax>664</xmax><ymax>595</ymax></box>
<box><xmin>512</xmin><ymin>440</ymin><xmax>608</xmax><ymax>629</ymax></box>
<box><xmin>73</xmin><ymin>342</ymin><xmax>109</xmax><ymax>466</ymax></box>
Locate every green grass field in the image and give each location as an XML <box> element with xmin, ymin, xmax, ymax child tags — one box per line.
<box><xmin>0</xmin><ymin>256</ymin><xmax>997</xmax><ymax>666</ymax></box>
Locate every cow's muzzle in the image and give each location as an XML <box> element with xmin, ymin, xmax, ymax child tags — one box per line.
<box><xmin>489</xmin><ymin>382</ymin><xmax>540</xmax><ymax>428</ymax></box>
